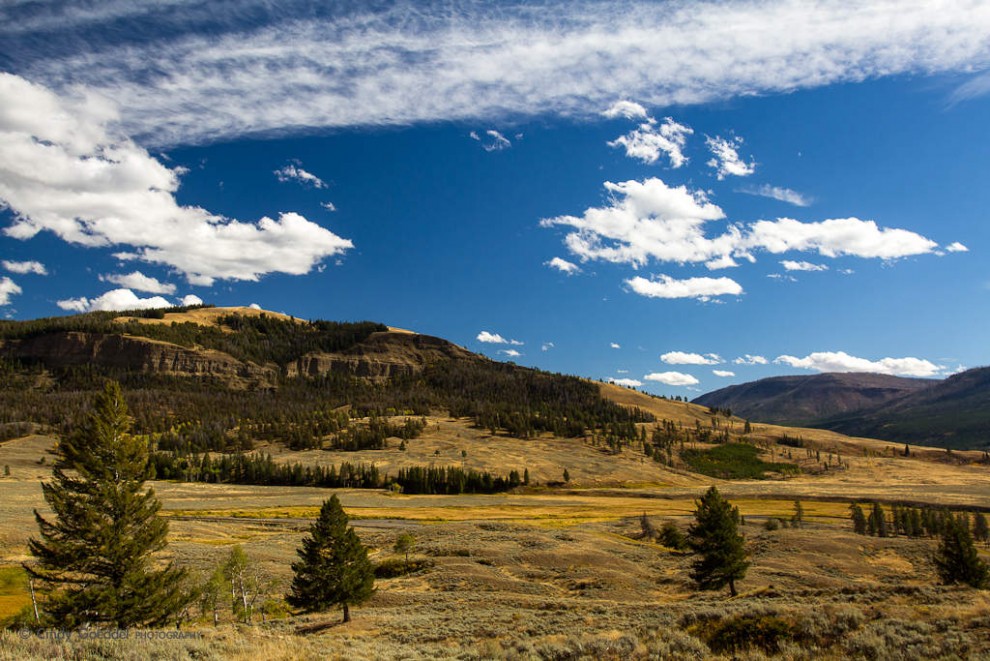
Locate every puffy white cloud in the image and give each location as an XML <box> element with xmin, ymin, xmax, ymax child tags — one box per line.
<box><xmin>602</xmin><ymin>100</ymin><xmax>649</xmax><ymax>120</ymax></box>
<box><xmin>57</xmin><ymin>288</ymin><xmax>173</xmax><ymax>313</ymax></box>
<box><xmin>0</xmin><ymin>74</ymin><xmax>353</xmax><ymax>286</ymax></box>
<box><xmin>11</xmin><ymin>2</ymin><xmax>990</xmax><ymax>146</ymax></box>
<box><xmin>781</xmin><ymin>260</ymin><xmax>828</xmax><ymax>272</ymax></box>
<box><xmin>181</xmin><ymin>294</ymin><xmax>203</xmax><ymax>306</ymax></box>
<box><xmin>610</xmin><ymin>342</ymin><xmax>621</xmax><ymax>349</ymax></box>
<box><xmin>248</xmin><ymin>303</ymin><xmax>262</xmax><ymax>310</ymax></box>
<box><xmin>706</xmin><ymin>135</ymin><xmax>755</xmax><ymax>179</ymax></box>
<box><xmin>946</xmin><ymin>242</ymin><xmax>969</xmax><ymax>252</ymax></box>
<box><xmin>661</xmin><ymin>351</ymin><xmax>722</xmax><ymax>365</ymax></box>
<box><xmin>774</xmin><ymin>351</ymin><xmax>943</xmax><ymax>377</ymax></box>
<box><xmin>626</xmin><ymin>275</ymin><xmax>743</xmax><ymax>301</ymax></box>
<box><xmin>739</xmin><ymin>184</ymin><xmax>811</xmax><ymax>207</ymax></box>
<box><xmin>477</xmin><ymin>331</ymin><xmax>507</xmax><ymax>344</ymax></box>
<box><xmin>2</xmin><ymin>260</ymin><xmax>47</xmax><ymax>275</ymax></box>
<box><xmin>644</xmin><ymin>371</ymin><xmax>700</xmax><ymax>386</ymax></box>
<box><xmin>713</xmin><ymin>370</ymin><xmax>735</xmax><ymax>377</ymax></box>
<box><xmin>470</xmin><ymin>130</ymin><xmax>511</xmax><ymax>152</ymax></box>
<box><xmin>734</xmin><ymin>354</ymin><xmax>768</xmax><ymax>365</ymax></box>
<box><xmin>321</xmin><ymin>201</ymin><xmax>337</xmax><ymax>212</ymax></box>
<box><xmin>608</xmin><ymin>377</ymin><xmax>643</xmax><ymax>388</ymax></box>
<box><xmin>100</xmin><ymin>270</ymin><xmax>176</xmax><ymax>294</ymax></box>
<box><xmin>546</xmin><ymin>257</ymin><xmax>581</xmax><ymax>275</ymax></box>
<box><xmin>541</xmin><ymin>342</ymin><xmax>554</xmax><ymax>352</ymax></box>
<box><xmin>499</xmin><ymin>349</ymin><xmax>522</xmax><ymax>358</ymax></box>
<box><xmin>608</xmin><ymin>116</ymin><xmax>693</xmax><ymax>168</ymax></box>
<box><xmin>542</xmin><ymin>178</ymin><xmax>942</xmax><ymax>275</ymax></box>
<box><xmin>0</xmin><ymin>277</ymin><xmax>22</xmax><ymax>305</ymax></box>
<box><xmin>274</xmin><ymin>163</ymin><xmax>327</xmax><ymax>189</ymax></box>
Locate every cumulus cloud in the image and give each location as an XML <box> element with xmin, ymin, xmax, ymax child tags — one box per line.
<box><xmin>0</xmin><ymin>74</ymin><xmax>353</xmax><ymax>286</ymax></box>
<box><xmin>8</xmin><ymin>2</ymin><xmax>990</xmax><ymax>147</ymax></box>
<box><xmin>661</xmin><ymin>351</ymin><xmax>722</xmax><ymax>365</ymax></box>
<box><xmin>541</xmin><ymin>178</ymin><xmax>944</xmax><ymax>278</ymax></box>
<box><xmin>644</xmin><ymin>371</ymin><xmax>700</xmax><ymax>386</ymax></box>
<box><xmin>499</xmin><ymin>349</ymin><xmax>522</xmax><ymax>358</ymax></box>
<box><xmin>706</xmin><ymin>135</ymin><xmax>755</xmax><ymax>179</ymax></box>
<box><xmin>2</xmin><ymin>260</ymin><xmax>48</xmax><ymax>275</ymax></box>
<box><xmin>602</xmin><ymin>100</ymin><xmax>649</xmax><ymax>120</ymax></box>
<box><xmin>774</xmin><ymin>351</ymin><xmax>943</xmax><ymax>377</ymax></box>
<box><xmin>477</xmin><ymin>330</ymin><xmax>524</xmax><ymax>345</ymax></box>
<box><xmin>56</xmin><ymin>288</ymin><xmax>173</xmax><ymax>313</ymax></box>
<box><xmin>608</xmin><ymin>377</ymin><xmax>643</xmax><ymax>388</ymax></box>
<box><xmin>274</xmin><ymin>163</ymin><xmax>327</xmax><ymax>188</ymax></box>
<box><xmin>781</xmin><ymin>260</ymin><xmax>828</xmax><ymax>272</ymax></box>
<box><xmin>713</xmin><ymin>370</ymin><xmax>735</xmax><ymax>377</ymax></box>
<box><xmin>739</xmin><ymin>184</ymin><xmax>811</xmax><ymax>207</ymax></box>
<box><xmin>0</xmin><ymin>277</ymin><xmax>22</xmax><ymax>305</ymax></box>
<box><xmin>470</xmin><ymin>130</ymin><xmax>511</xmax><ymax>152</ymax></box>
<box><xmin>181</xmin><ymin>294</ymin><xmax>203</xmax><ymax>306</ymax></box>
<box><xmin>945</xmin><ymin>242</ymin><xmax>969</xmax><ymax>252</ymax></box>
<box><xmin>100</xmin><ymin>270</ymin><xmax>176</xmax><ymax>294</ymax></box>
<box><xmin>608</xmin><ymin>116</ymin><xmax>693</xmax><ymax>168</ymax></box>
<box><xmin>610</xmin><ymin>342</ymin><xmax>621</xmax><ymax>349</ymax></box>
<box><xmin>546</xmin><ymin>257</ymin><xmax>581</xmax><ymax>275</ymax></box>
<box><xmin>626</xmin><ymin>275</ymin><xmax>743</xmax><ymax>301</ymax></box>
<box><xmin>248</xmin><ymin>303</ymin><xmax>262</xmax><ymax>310</ymax></box>
<box><xmin>734</xmin><ymin>354</ymin><xmax>768</xmax><ymax>365</ymax></box>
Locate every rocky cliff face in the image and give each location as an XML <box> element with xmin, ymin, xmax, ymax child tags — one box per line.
<box><xmin>4</xmin><ymin>329</ymin><xmax>477</xmax><ymax>387</ymax></box>
<box><xmin>4</xmin><ymin>332</ymin><xmax>279</xmax><ymax>387</ymax></box>
<box><xmin>285</xmin><ymin>331</ymin><xmax>478</xmax><ymax>381</ymax></box>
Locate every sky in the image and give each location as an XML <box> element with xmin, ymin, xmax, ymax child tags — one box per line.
<box><xmin>1</xmin><ymin>0</ymin><xmax>990</xmax><ymax>397</ymax></box>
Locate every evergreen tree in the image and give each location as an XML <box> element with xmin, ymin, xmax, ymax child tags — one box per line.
<box><xmin>850</xmin><ymin>503</ymin><xmax>867</xmax><ymax>535</ymax></box>
<box><xmin>791</xmin><ymin>500</ymin><xmax>805</xmax><ymax>529</ymax></box>
<box><xmin>973</xmin><ymin>512</ymin><xmax>989</xmax><ymax>547</ymax></box>
<box><xmin>286</xmin><ymin>495</ymin><xmax>375</xmax><ymax>622</ymax></box>
<box><xmin>933</xmin><ymin>518</ymin><xmax>989</xmax><ymax>588</ymax></box>
<box><xmin>687</xmin><ymin>486</ymin><xmax>749</xmax><ymax>596</ymax></box>
<box><xmin>26</xmin><ymin>381</ymin><xmax>188</xmax><ymax>628</ymax></box>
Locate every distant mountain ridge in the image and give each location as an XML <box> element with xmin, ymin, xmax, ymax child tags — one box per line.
<box><xmin>693</xmin><ymin>369</ymin><xmax>990</xmax><ymax>450</ymax></box>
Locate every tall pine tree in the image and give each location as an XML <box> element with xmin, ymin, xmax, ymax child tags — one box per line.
<box><xmin>688</xmin><ymin>486</ymin><xmax>750</xmax><ymax>596</ymax></box>
<box><xmin>933</xmin><ymin>518</ymin><xmax>989</xmax><ymax>589</ymax></box>
<box><xmin>26</xmin><ymin>381</ymin><xmax>189</xmax><ymax>628</ymax></box>
<box><xmin>286</xmin><ymin>494</ymin><xmax>375</xmax><ymax>622</ymax></box>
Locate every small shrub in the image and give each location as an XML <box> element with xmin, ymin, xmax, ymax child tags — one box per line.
<box><xmin>374</xmin><ymin>558</ymin><xmax>434</xmax><ymax>578</ymax></box>
<box><xmin>704</xmin><ymin>613</ymin><xmax>796</xmax><ymax>655</ymax></box>
<box><xmin>764</xmin><ymin>517</ymin><xmax>781</xmax><ymax>531</ymax></box>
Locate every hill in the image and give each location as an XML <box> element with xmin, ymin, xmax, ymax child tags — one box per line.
<box><xmin>693</xmin><ymin>369</ymin><xmax>990</xmax><ymax>450</ymax></box>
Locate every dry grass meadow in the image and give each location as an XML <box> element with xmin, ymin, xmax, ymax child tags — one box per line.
<box><xmin>1</xmin><ymin>386</ymin><xmax>989</xmax><ymax>659</ymax></box>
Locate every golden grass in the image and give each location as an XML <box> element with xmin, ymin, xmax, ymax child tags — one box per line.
<box><xmin>114</xmin><ymin>305</ymin><xmax>300</xmax><ymax>327</ymax></box>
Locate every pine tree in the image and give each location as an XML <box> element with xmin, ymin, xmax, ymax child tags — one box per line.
<box><xmin>933</xmin><ymin>518</ymin><xmax>989</xmax><ymax>588</ymax></box>
<box><xmin>688</xmin><ymin>486</ymin><xmax>749</xmax><ymax>596</ymax></box>
<box><xmin>286</xmin><ymin>494</ymin><xmax>375</xmax><ymax>622</ymax></box>
<box><xmin>850</xmin><ymin>503</ymin><xmax>867</xmax><ymax>535</ymax></box>
<box><xmin>791</xmin><ymin>500</ymin><xmax>805</xmax><ymax>529</ymax></box>
<box><xmin>26</xmin><ymin>381</ymin><xmax>189</xmax><ymax>628</ymax></box>
<box><xmin>973</xmin><ymin>512</ymin><xmax>989</xmax><ymax>547</ymax></box>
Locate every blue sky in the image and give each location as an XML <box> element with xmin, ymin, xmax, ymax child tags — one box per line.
<box><xmin>2</xmin><ymin>1</ymin><xmax>990</xmax><ymax>396</ymax></box>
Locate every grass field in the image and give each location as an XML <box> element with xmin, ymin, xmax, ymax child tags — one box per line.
<box><xmin>2</xmin><ymin>409</ymin><xmax>990</xmax><ymax>659</ymax></box>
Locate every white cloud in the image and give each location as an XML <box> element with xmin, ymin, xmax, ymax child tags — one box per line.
<box><xmin>775</xmin><ymin>351</ymin><xmax>943</xmax><ymax>377</ymax></box>
<box><xmin>499</xmin><ymin>349</ymin><xmax>522</xmax><ymax>358</ymax></box>
<box><xmin>100</xmin><ymin>270</ymin><xmax>176</xmax><ymax>294</ymax></box>
<box><xmin>661</xmin><ymin>351</ymin><xmax>722</xmax><ymax>365</ymax></box>
<box><xmin>734</xmin><ymin>354</ymin><xmax>768</xmax><ymax>365</ymax></box>
<box><xmin>0</xmin><ymin>277</ymin><xmax>22</xmax><ymax>305</ymax></box>
<box><xmin>477</xmin><ymin>331</ymin><xmax>508</xmax><ymax>344</ymax></box>
<box><xmin>541</xmin><ymin>342</ymin><xmax>554</xmax><ymax>352</ymax></box>
<box><xmin>781</xmin><ymin>260</ymin><xmax>828</xmax><ymax>272</ymax></box>
<box><xmin>610</xmin><ymin>342</ymin><xmax>621</xmax><ymax>349</ymax></box>
<box><xmin>608</xmin><ymin>116</ymin><xmax>693</xmax><ymax>168</ymax></box>
<box><xmin>274</xmin><ymin>163</ymin><xmax>327</xmax><ymax>189</ymax></box>
<box><xmin>608</xmin><ymin>377</ymin><xmax>643</xmax><ymax>388</ymax></box>
<box><xmin>0</xmin><ymin>74</ymin><xmax>353</xmax><ymax>286</ymax></box>
<box><xmin>11</xmin><ymin>3</ymin><xmax>990</xmax><ymax>147</ymax></box>
<box><xmin>180</xmin><ymin>294</ymin><xmax>203</xmax><ymax>306</ymax></box>
<box><xmin>546</xmin><ymin>257</ymin><xmax>581</xmax><ymax>275</ymax></box>
<box><xmin>56</xmin><ymin>288</ymin><xmax>173</xmax><ymax>313</ymax></box>
<box><xmin>713</xmin><ymin>370</ymin><xmax>735</xmax><ymax>377</ymax></box>
<box><xmin>2</xmin><ymin>260</ymin><xmax>47</xmax><ymax>275</ymax></box>
<box><xmin>644</xmin><ymin>371</ymin><xmax>699</xmax><ymax>386</ymax></box>
<box><xmin>739</xmin><ymin>184</ymin><xmax>811</xmax><ymax>207</ymax></box>
<box><xmin>945</xmin><ymin>242</ymin><xmax>968</xmax><ymax>252</ymax></box>
<box><xmin>602</xmin><ymin>100</ymin><xmax>649</xmax><ymax>120</ymax></box>
<box><xmin>248</xmin><ymin>303</ymin><xmax>262</xmax><ymax>310</ymax></box>
<box><xmin>626</xmin><ymin>275</ymin><xmax>743</xmax><ymax>301</ymax></box>
<box><xmin>321</xmin><ymin>201</ymin><xmax>337</xmax><ymax>212</ymax></box>
<box><xmin>768</xmin><ymin>273</ymin><xmax>798</xmax><ymax>282</ymax></box>
<box><xmin>705</xmin><ymin>255</ymin><xmax>738</xmax><ymax>270</ymax></box>
<box><xmin>470</xmin><ymin>130</ymin><xmax>511</xmax><ymax>152</ymax></box>
<box><xmin>706</xmin><ymin>135</ymin><xmax>755</xmax><ymax>179</ymax></box>
<box><xmin>542</xmin><ymin>178</ymin><xmax>942</xmax><ymax>275</ymax></box>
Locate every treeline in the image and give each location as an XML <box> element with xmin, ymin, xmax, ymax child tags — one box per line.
<box><xmin>850</xmin><ymin>502</ymin><xmax>990</xmax><ymax>542</ymax></box>
<box><xmin>148</xmin><ymin>451</ymin><xmax>520</xmax><ymax>495</ymax></box>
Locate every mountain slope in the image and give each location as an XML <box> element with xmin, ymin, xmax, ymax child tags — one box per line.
<box><xmin>692</xmin><ymin>373</ymin><xmax>931</xmax><ymax>425</ymax></box>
